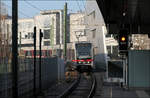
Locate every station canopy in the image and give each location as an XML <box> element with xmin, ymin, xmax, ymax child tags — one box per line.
<box><xmin>96</xmin><ymin>0</ymin><xmax>150</xmax><ymax>34</ymax></box>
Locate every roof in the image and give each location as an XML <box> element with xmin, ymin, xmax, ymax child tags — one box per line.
<box><xmin>96</xmin><ymin>0</ymin><xmax>150</xmax><ymax>34</ymax></box>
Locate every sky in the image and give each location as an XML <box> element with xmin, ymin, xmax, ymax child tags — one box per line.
<box><xmin>2</xmin><ymin>0</ymin><xmax>86</xmax><ymax>18</ymax></box>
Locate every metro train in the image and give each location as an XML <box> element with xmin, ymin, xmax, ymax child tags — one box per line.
<box><xmin>72</xmin><ymin>42</ymin><xmax>94</xmax><ymax>72</ymax></box>
<box><xmin>24</xmin><ymin>50</ymin><xmax>52</xmax><ymax>58</ymax></box>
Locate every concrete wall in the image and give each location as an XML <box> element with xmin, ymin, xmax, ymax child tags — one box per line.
<box><xmin>128</xmin><ymin>50</ymin><xmax>150</xmax><ymax>88</ymax></box>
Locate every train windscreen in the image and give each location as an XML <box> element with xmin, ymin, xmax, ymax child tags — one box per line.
<box><xmin>75</xmin><ymin>43</ymin><xmax>91</xmax><ymax>57</ymax></box>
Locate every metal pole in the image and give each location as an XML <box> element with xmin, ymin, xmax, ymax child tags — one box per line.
<box><xmin>0</xmin><ymin>0</ymin><xmax>1</xmax><ymax>34</ymax></box>
<box><xmin>33</xmin><ymin>26</ymin><xmax>37</xmax><ymax>98</ymax></box>
<box><xmin>12</xmin><ymin>0</ymin><xmax>18</xmax><ymax>98</ymax></box>
<box><xmin>63</xmin><ymin>3</ymin><xmax>67</xmax><ymax>60</ymax></box>
<box><xmin>19</xmin><ymin>32</ymin><xmax>21</xmax><ymax>52</ymax></box>
<box><xmin>126</xmin><ymin>56</ymin><xmax>128</xmax><ymax>87</ymax></box>
<box><xmin>39</xmin><ymin>29</ymin><xmax>43</xmax><ymax>94</ymax></box>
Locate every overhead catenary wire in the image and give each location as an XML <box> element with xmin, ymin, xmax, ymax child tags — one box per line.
<box><xmin>75</xmin><ymin>0</ymin><xmax>89</xmax><ymax>27</ymax></box>
<box><xmin>5</xmin><ymin>3</ymin><xmax>31</xmax><ymax>18</ymax></box>
<box><xmin>76</xmin><ymin>0</ymin><xmax>82</xmax><ymax>12</ymax></box>
<box><xmin>81</xmin><ymin>0</ymin><xmax>87</xmax><ymax>13</ymax></box>
<box><xmin>23</xmin><ymin>0</ymin><xmax>46</xmax><ymax>26</ymax></box>
<box><xmin>14</xmin><ymin>0</ymin><xmax>42</xmax><ymax>28</ymax></box>
<box><xmin>19</xmin><ymin>11</ymin><xmax>31</xmax><ymax>18</ymax></box>
<box><xmin>24</xmin><ymin>0</ymin><xmax>41</xmax><ymax>11</ymax></box>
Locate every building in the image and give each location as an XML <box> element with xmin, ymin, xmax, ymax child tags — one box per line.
<box><xmin>5</xmin><ymin>10</ymin><xmax>64</xmax><ymax>57</ymax></box>
<box><xmin>131</xmin><ymin>34</ymin><xmax>150</xmax><ymax>50</ymax></box>
<box><xmin>38</xmin><ymin>10</ymin><xmax>63</xmax><ymax>46</ymax></box>
<box><xmin>18</xmin><ymin>18</ymin><xmax>34</xmax><ymax>50</ymax></box>
<box><xmin>105</xmin><ymin>34</ymin><xmax>119</xmax><ymax>60</ymax></box>
<box><xmin>0</xmin><ymin>2</ymin><xmax>12</xmax><ymax>58</ymax></box>
<box><xmin>64</xmin><ymin>13</ymin><xmax>87</xmax><ymax>60</ymax></box>
<box><xmin>4</xmin><ymin>9</ymin><xmax>90</xmax><ymax>58</ymax></box>
<box><xmin>85</xmin><ymin>0</ymin><xmax>107</xmax><ymax>69</ymax></box>
<box><xmin>68</xmin><ymin>13</ymin><xmax>87</xmax><ymax>49</ymax></box>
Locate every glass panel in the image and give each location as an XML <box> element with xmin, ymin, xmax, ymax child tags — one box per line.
<box><xmin>44</xmin><ymin>41</ymin><xmax>50</xmax><ymax>46</ymax></box>
<box><xmin>44</xmin><ymin>29</ymin><xmax>50</xmax><ymax>39</ymax></box>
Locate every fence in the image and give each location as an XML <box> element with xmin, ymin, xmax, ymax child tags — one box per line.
<box><xmin>0</xmin><ymin>56</ymin><xmax>65</xmax><ymax>98</ymax></box>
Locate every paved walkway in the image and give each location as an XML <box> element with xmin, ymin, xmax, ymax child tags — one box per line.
<box><xmin>100</xmin><ymin>83</ymin><xmax>138</xmax><ymax>98</ymax></box>
<box><xmin>136</xmin><ymin>90</ymin><xmax>149</xmax><ymax>98</ymax></box>
<box><xmin>93</xmin><ymin>71</ymin><xmax>150</xmax><ymax>98</ymax></box>
<box><xmin>97</xmin><ymin>83</ymin><xmax>150</xmax><ymax>98</ymax></box>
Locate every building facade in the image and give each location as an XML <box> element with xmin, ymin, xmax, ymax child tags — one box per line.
<box><xmin>105</xmin><ymin>34</ymin><xmax>119</xmax><ymax>60</ymax></box>
<box><xmin>131</xmin><ymin>34</ymin><xmax>150</xmax><ymax>50</ymax></box>
<box><xmin>4</xmin><ymin>9</ymin><xmax>89</xmax><ymax>58</ymax></box>
<box><xmin>68</xmin><ymin>13</ymin><xmax>87</xmax><ymax>49</ymax></box>
<box><xmin>5</xmin><ymin>10</ymin><xmax>64</xmax><ymax>57</ymax></box>
<box><xmin>85</xmin><ymin>0</ymin><xmax>107</xmax><ymax>69</ymax></box>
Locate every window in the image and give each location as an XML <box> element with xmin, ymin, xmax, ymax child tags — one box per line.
<box><xmin>44</xmin><ymin>41</ymin><xmax>50</xmax><ymax>46</ymax></box>
<box><xmin>27</xmin><ymin>32</ymin><xmax>33</xmax><ymax>39</ymax></box>
<box><xmin>44</xmin><ymin>29</ymin><xmax>50</xmax><ymax>39</ymax></box>
<box><xmin>28</xmin><ymin>33</ymin><xmax>30</xmax><ymax>39</ymax></box>
<box><xmin>112</xmin><ymin>46</ymin><xmax>119</xmax><ymax>57</ymax></box>
<box><xmin>92</xmin><ymin>29</ymin><xmax>96</xmax><ymax>38</ymax></box>
<box><xmin>43</xmin><ymin>18</ymin><xmax>51</xmax><ymax>28</ymax></box>
<box><xmin>107</xmin><ymin>46</ymin><xmax>111</xmax><ymax>55</ymax></box>
<box><xmin>106</xmin><ymin>34</ymin><xmax>111</xmax><ymax>37</ymax></box>
<box><xmin>26</xmin><ymin>32</ymin><xmax>33</xmax><ymax>39</ymax></box>
<box><xmin>30</xmin><ymin>33</ymin><xmax>33</xmax><ymax>39</ymax></box>
<box><xmin>25</xmin><ymin>35</ymin><xmax>28</xmax><ymax>39</ymax></box>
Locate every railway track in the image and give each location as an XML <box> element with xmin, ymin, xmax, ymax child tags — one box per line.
<box><xmin>59</xmin><ymin>73</ymin><xmax>96</xmax><ymax>98</ymax></box>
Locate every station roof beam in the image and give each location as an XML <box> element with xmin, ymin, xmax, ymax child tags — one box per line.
<box><xmin>96</xmin><ymin>0</ymin><xmax>150</xmax><ymax>34</ymax></box>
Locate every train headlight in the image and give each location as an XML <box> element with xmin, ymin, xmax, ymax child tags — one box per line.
<box><xmin>78</xmin><ymin>61</ymin><xmax>81</xmax><ymax>64</ymax></box>
<box><xmin>87</xmin><ymin>61</ymin><xmax>90</xmax><ymax>64</ymax></box>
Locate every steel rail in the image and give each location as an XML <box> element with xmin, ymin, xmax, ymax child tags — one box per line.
<box><xmin>58</xmin><ymin>74</ymin><xmax>81</xmax><ymax>98</ymax></box>
<box><xmin>88</xmin><ymin>74</ymin><xmax>96</xmax><ymax>98</ymax></box>
<box><xmin>59</xmin><ymin>73</ymin><xmax>96</xmax><ymax>98</ymax></box>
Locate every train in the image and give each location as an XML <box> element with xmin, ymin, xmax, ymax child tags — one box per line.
<box><xmin>72</xmin><ymin>42</ymin><xmax>94</xmax><ymax>72</ymax></box>
<box><xmin>23</xmin><ymin>50</ymin><xmax>52</xmax><ymax>58</ymax></box>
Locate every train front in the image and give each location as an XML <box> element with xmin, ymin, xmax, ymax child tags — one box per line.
<box><xmin>73</xmin><ymin>43</ymin><xmax>93</xmax><ymax>72</ymax></box>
